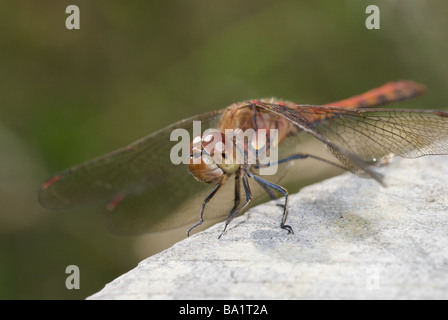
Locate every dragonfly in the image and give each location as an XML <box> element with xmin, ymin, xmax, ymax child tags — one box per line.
<box><xmin>38</xmin><ymin>80</ymin><xmax>448</xmax><ymax>237</ymax></box>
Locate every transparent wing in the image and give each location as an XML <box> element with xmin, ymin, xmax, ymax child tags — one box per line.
<box><xmin>258</xmin><ymin>102</ymin><xmax>448</xmax><ymax>179</ymax></box>
<box><xmin>38</xmin><ymin>108</ymin><xmax>294</xmax><ymax>236</ymax></box>
<box><xmin>256</xmin><ymin>102</ymin><xmax>385</xmax><ymax>183</ymax></box>
<box><xmin>301</xmin><ymin>106</ymin><xmax>448</xmax><ymax>161</ymax></box>
<box><xmin>39</xmin><ymin>110</ymin><xmax>228</xmax><ymax>235</ymax></box>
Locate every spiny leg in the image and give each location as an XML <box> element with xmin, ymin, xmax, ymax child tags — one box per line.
<box><xmin>219</xmin><ymin>174</ymin><xmax>252</xmax><ymax>239</ymax></box>
<box><xmin>256</xmin><ymin>179</ymin><xmax>277</xmax><ymax>200</ymax></box>
<box><xmin>255</xmin><ymin>153</ymin><xmax>347</xmax><ymax>214</ymax></box>
<box><xmin>256</xmin><ymin>152</ymin><xmax>347</xmax><ymax>171</ymax></box>
<box><xmin>255</xmin><ymin>178</ymin><xmax>285</xmax><ymax>210</ymax></box>
<box><xmin>246</xmin><ymin>169</ymin><xmax>293</xmax><ymax>234</ymax></box>
<box><xmin>254</xmin><ymin>152</ymin><xmax>347</xmax><ymax>214</ymax></box>
<box><xmin>225</xmin><ymin>170</ymin><xmax>241</xmax><ymax>220</ymax></box>
<box><xmin>187</xmin><ymin>184</ymin><xmax>223</xmax><ymax>237</ymax></box>
<box><xmin>248</xmin><ymin>152</ymin><xmax>347</xmax><ymax>234</ymax></box>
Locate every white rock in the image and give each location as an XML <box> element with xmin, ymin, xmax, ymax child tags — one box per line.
<box><xmin>88</xmin><ymin>156</ymin><xmax>448</xmax><ymax>299</ymax></box>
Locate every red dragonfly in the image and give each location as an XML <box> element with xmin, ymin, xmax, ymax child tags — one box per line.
<box><xmin>39</xmin><ymin>81</ymin><xmax>448</xmax><ymax>237</ymax></box>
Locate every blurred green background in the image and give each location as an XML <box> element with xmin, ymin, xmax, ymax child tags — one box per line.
<box><xmin>0</xmin><ymin>0</ymin><xmax>447</xmax><ymax>299</ymax></box>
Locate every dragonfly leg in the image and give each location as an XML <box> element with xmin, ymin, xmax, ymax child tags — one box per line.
<box><xmin>225</xmin><ymin>170</ymin><xmax>241</xmax><ymax>221</ymax></box>
<box><xmin>256</xmin><ymin>153</ymin><xmax>347</xmax><ymax>170</ymax></box>
<box><xmin>256</xmin><ymin>179</ymin><xmax>277</xmax><ymax>200</ymax></box>
<box><xmin>187</xmin><ymin>184</ymin><xmax>223</xmax><ymax>237</ymax></box>
<box><xmin>249</xmin><ymin>152</ymin><xmax>347</xmax><ymax>234</ymax></box>
<box><xmin>219</xmin><ymin>173</ymin><xmax>252</xmax><ymax>239</ymax></box>
<box><xmin>246</xmin><ymin>169</ymin><xmax>293</xmax><ymax>235</ymax></box>
<box><xmin>254</xmin><ymin>178</ymin><xmax>286</xmax><ymax>211</ymax></box>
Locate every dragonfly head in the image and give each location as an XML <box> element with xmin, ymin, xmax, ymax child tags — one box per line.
<box><xmin>188</xmin><ymin>131</ymin><xmax>239</xmax><ymax>184</ymax></box>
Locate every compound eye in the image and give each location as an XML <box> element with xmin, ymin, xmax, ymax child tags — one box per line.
<box><xmin>189</xmin><ymin>135</ymin><xmax>203</xmax><ymax>157</ymax></box>
<box><xmin>202</xmin><ymin>131</ymin><xmax>227</xmax><ymax>157</ymax></box>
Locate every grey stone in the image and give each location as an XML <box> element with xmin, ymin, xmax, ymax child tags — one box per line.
<box><xmin>88</xmin><ymin>156</ymin><xmax>448</xmax><ymax>300</ymax></box>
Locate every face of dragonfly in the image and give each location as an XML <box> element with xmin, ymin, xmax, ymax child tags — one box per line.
<box><xmin>187</xmin><ymin>127</ymin><xmax>279</xmax><ymax>185</ymax></box>
<box><xmin>188</xmin><ymin>131</ymin><xmax>239</xmax><ymax>185</ymax></box>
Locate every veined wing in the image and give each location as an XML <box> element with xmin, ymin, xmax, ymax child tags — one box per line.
<box><xmin>38</xmin><ymin>107</ymin><xmax>295</xmax><ymax>235</ymax></box>
<box><xmin>255</xmin><ymin>102</ymin><xmax>386</xmax><ymax>183</ymax></box>
<box><xmin>302</xmin><ymin>106</ymin><xmax>448</xmax><ymax>162</ymax></box>
<box><xmin>258</xmin><ymin>101</ymin><xmax>448</xmax><ymax>180</ymax></box>
<box><xmin>39</xmin><ymin>110</ymin><xmax>227</xmax><ymax>235</ymax></box>
<box><xmin>255</xmin><ymin>80</ymin><xmax>427</xmax><ymax>182</ymax></box>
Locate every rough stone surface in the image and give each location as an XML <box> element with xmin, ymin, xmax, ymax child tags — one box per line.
<box><xmin>88</xmin><ymin>156</ymin><xmax>448</xmax><ymax>300</ymax></box>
